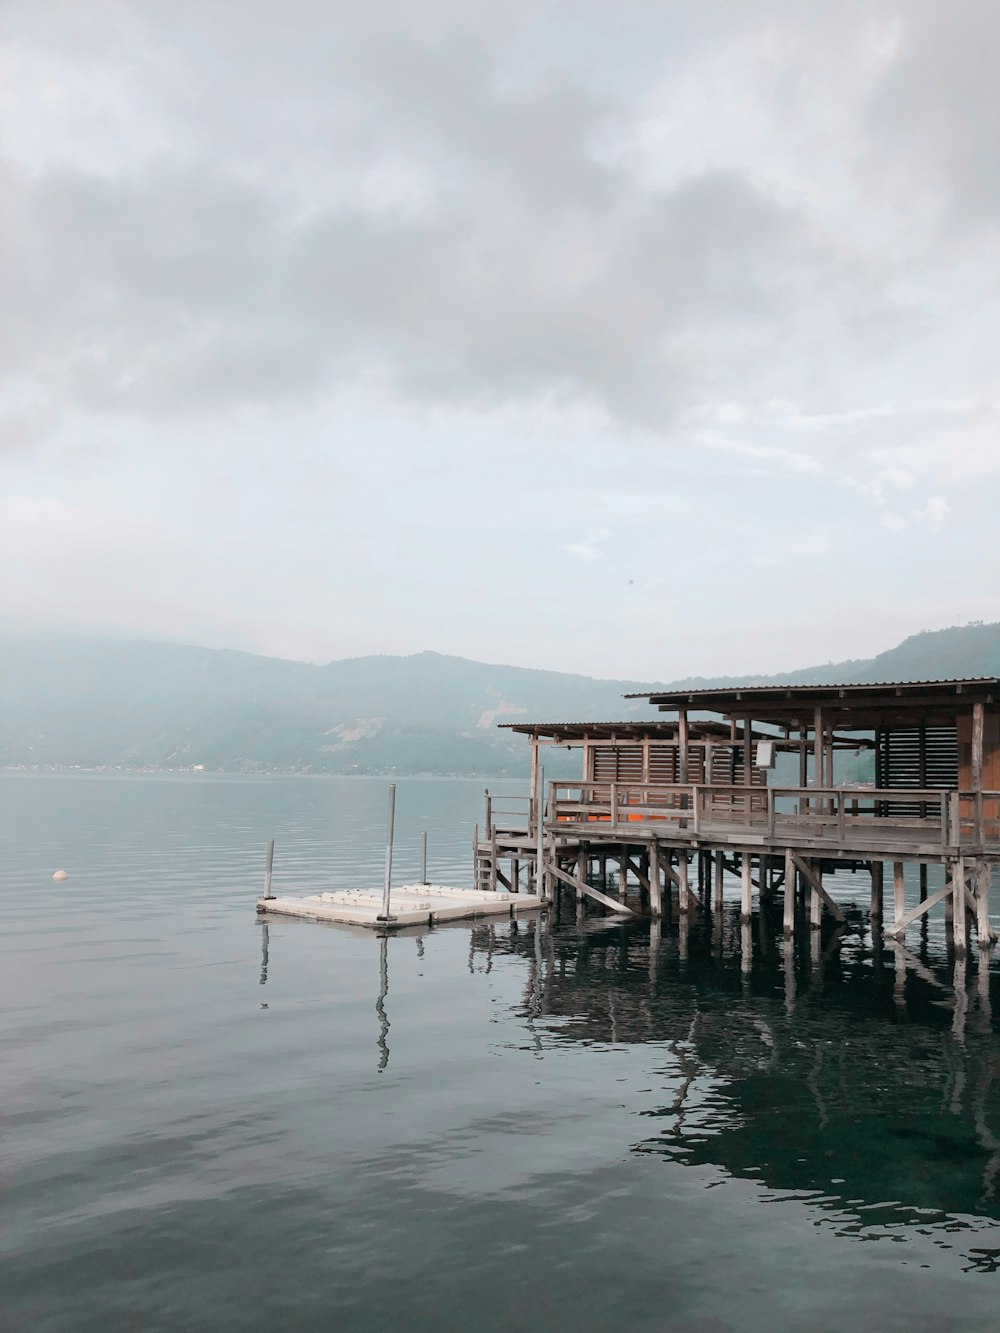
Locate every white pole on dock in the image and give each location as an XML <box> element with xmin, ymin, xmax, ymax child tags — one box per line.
<box><xmin>420</xmin><ymin>830</ymin><xmax>429</xmax><ymax>885</ymax></box>
<box><xmin>381</xmin><ymin>784</ymin><xmax>396</xmax><ymax>919</ymax></box>
<box><xmin>536</xmin><ymin>764</ymin><xmax>546</xmax><ymax>901</ymax></box>
<box><xmin>264</xmin><ymin>836</ymin><xmax>276</xmax><ymax>899</ymax></box>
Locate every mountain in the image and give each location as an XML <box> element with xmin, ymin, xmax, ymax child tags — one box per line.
<box><xmin>0</xmin><ymin>632</ymin><xmax>664</xmax><ymax>775</ymax></box>
<box><xmin>2</xmin><ymin>621</ymin><xmax>998</xmax><ymax>776</ymax></box>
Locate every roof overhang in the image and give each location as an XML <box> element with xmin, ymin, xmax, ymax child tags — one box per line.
<box><xmin>623</xmin><ymin>679</ymin><xmax>1000</xmax><ymax>729</ymax></box>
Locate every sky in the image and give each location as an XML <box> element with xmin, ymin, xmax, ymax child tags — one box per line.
<box><xmin>2</xmin><ymin>0</ymin><xmax>999</xmax><ymax>680</ymax></box>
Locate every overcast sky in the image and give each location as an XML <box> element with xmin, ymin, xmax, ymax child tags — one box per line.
<box><xmin>2</xmin><ymin>1</ymin><xmax>998</xmax><ymax>680</ymax></box>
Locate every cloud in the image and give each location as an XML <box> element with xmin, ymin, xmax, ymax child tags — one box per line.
<box><xmin>0</xmin><ymin>1</ymin><xmax>911</xmax><ymax>436</ymax></box>
<box><xmin>0</xmin><ymin>2</ymin><xmax>998</xmax><ymax>677</ymax></box>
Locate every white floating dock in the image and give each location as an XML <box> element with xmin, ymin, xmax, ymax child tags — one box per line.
<box><xmin>256</xmin><ymin>883</ymin><xmax>544</xmax><ymax>929</ymax></box>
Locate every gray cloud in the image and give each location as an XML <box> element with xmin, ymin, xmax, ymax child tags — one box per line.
<box><xmin>2</xmin><ymin>1</ymin><xmax>999</xmax><ymax>676</ymax></box>
<box><xmin>1</xmin><ymin>1</ymin><xmax>913</xmax><ymax>431</ymax></box>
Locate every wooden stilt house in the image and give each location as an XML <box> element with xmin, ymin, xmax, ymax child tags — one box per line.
<box><xmin>476</xmin><ymin>678</ymin><xmax>1000</xmax><ymax>951</ymax></box>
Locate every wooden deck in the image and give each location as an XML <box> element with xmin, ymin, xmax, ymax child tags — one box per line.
<box><xmin>544</xmin><ymin>781</ymin><xmax>1000</xmax><ymax>862</ymax></box>
<box><xmin>474</xmin><ymin>780</ymin><xmax>1000</xmax><ymax>949</ymax></box>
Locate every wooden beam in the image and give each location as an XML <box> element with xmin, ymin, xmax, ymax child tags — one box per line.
<box><xmin>783</xmin><ymin>848</ymin><xmax>796</xmax><ymax>935</ymax></box>
<box><xmin>649</xmin><ymin>841</ymin><xmax>662</xmax><ymax>917</ymax></box>
<box><xmin>884</xmin><ymin>877</ymin><xmax>955</xmax><ymax>937</ymax></box>
<box><xmin>870</xmin><ymin>860</ymin><xmax>883</xmax><ymax>919</ymax></box>
<box><xmin>548</xmin><ymin>863</ymin><xmax>636</xmax><ymax>915</ymax></box>
<box><xmin>678</xmin><ymin>853</ymin><xmax>692</xmax><ymax>913</ymax></box>
<box><xmin>623</xmin><ymin>855</ymin><xmax>650</xmax><ymax>892</ymax></box>
<box><xmin>976</xmin><ymin>860</ymin><xmax>996</xmax><ymax>943</ymax></box>
<box><xmin>714</xmin><ymin>849</ymin><xmax>724</xmax><ymax>913</ymax></box>
<box><xmin>790</xmin><ymin>852</ymin><xmax>847</xmax><ymax>923</ymax></box>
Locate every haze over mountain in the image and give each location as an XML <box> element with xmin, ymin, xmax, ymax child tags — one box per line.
<box><xmin>3</xmin><ymin>622</ymin><xmax>999</xmax><ymax>777</ymax></box>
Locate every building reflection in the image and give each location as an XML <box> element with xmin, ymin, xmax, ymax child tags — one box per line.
<box><xmin>476</xmin><ymin>907</ymin><xmax>1000</xmax><ymax>1235</ymax></box>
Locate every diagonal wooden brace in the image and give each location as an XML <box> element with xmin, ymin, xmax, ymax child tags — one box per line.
<box><xmin>791</xmin><ymin>853</ymin><xmax>847</xmax><ymax>923</ymax></box>
<box><xmin>548</xmin><ymin>863</ymin><xmax>636</xmax><ymax>915</ymax></box>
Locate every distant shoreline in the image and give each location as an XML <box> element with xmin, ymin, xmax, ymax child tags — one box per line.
<box><xmin>0</xmin><ymin>765</ymin><xmax>527</xmax><ymax>781</ymax></box>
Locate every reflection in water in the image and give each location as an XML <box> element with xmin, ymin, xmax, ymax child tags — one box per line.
<box><xmin>376</xmin><ymin>934</ymin><xmax>390</xmax><ymax>1073</ymax></box>
<box><xmin>259</xmin><ymin>897</ymin><xmax>1000</xmax><ymax>1266</ymax></box>
<box><xmin>259</xmin><ymin>922</ymin><xmax>269</xmax><ymax>987</ymax></box>
<box><xmin>471</xmin><ymin>903</ymin><xmax>1000</xmax><ymax>1258</ymax></box>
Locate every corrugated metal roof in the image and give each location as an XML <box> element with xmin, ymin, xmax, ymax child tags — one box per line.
<box><xmin>499</xmin><ymin>719</ymin><xmax>755</xmax><ymax>737</ymax></box>
<box><xmin>625</xmin><ymin>677</ymin><xmax>1000</xmax><ymax>700</ymax></box>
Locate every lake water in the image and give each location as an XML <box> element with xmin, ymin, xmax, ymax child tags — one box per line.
<box><xmin>4</xmin><ymin>772</ymin><xmax>1000</xmax><ymax>1331</ymax></box>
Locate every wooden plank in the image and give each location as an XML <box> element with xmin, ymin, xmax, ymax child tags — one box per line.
<box><xmin>624</xmin><ymin>855</ymin><xmax>650</xmax><ymax>892</ymax></box>
<box><xmin>548</xmin><ymin>862</ymin><xmax>636</xmax><ymax>915</ymax></box>
<box><xmin>884</xmin><ymin>878</ymin><xmax>954</xmax><ymax>936</ymax></box>
<box><xmin>791</xmin><ymin>852</ymin><xmax>847</xmax><ymax>923</ymax></box>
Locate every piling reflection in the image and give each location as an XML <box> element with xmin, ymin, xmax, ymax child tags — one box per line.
<box><xmin>481</xmin><ymin>905</ymin><xmax>1000</xmax><ymax>1245</ymax></box>
<box><xmin>373</xmin><ymin>934</ymin><xmax>390</xmax><ymax>1072</ymax></box>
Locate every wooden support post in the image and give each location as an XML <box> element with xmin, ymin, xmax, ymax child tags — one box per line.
<box><xmin>619</xmin><ymin>847</ymin><xmax>628</xmax><ymax>902</ymax></box>
<box><xmin>976</xmin><ymin>861</ymin><xmax>996</xmax><ymax>944</ymax></box>
<box><xmin>678</xmin><ymin>853</ymin><xmax>691</xmax><ymax>914</ymax></box>
<box><xmin>919</xmin><ymin>863</ymin><xmax>928</xmax><ymax>903</ymax></box>
<box><xmin>678</xmin><ymin>710</ymin><xmax>689</xmax><ymax>784</ymax></box>
<box><xmin>741</xmin><ymin>852</ymin><xmax>753</xmax><ymax>921</ymax></box>
<box><xmin>576</xmin><ymin>847</ymin><xmax>587</xmax><ymax>907</ymax></box>
<box><xmin>535</xmin><ymin>764</ymin><xmax>546</xmax><ymax>902</ymax></box>
<box><xmin>955</xmin><ymin>857</ymin><xmax>970</xmax><ymax>954</ymax></box>
<box><xmin>810</xmin><ymin>860</ymin><xmax>823</xmax><ymax>931</ymax></box>
<box><xmin>894</xmin><ymin>862</ymin><xmax>906</xmax><ymax>933</ymax></box>
<box><xmin>973</xmin><ymin>701</ymin><xmax>985</xmax><ymax>844</ymax></box>
<box><xmin>714</xmin><ymin>850</ymin><xmax>724</xmax><ymax>913</ymax></box>
<box><xmin>870</xmin><ymin>860</ymin><xmax>883</xmax><ymax>921</ymax></box>
<box><xmin>813</xmin><ymin>705</ymin><xmax>824</xmax><ymax>815</ymax></box>
<box><xmin>783</xmin><ymin>848</ymin><xmax>796</xmax><ymax>936</ymax></box>
<box><xmin>649</xmin><ymin>841</ymin><xmax>663</xmax><ymax>918</ymax></box>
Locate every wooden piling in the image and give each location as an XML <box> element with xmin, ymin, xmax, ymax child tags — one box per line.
<box><xmin>783</xmin><ymin>848</ymin><xmax>796</xmax><ymax>936</ymax></box>
<box><xmin>870</xmin><ymin>860</ymin><xmax>884</xmax><ymax>921</ymax></box>
<box><xmin>714</xmin><ymin>850</ymin><xmax>724</xmax><ymax>914</ymax></box>
<box><xmin>678</xmin><ymin>853</ymin><xmax>691</xmax><ymax>914</ymax></box>
<box><xmin>649</xmin><ymin>841</ymin><xmax>663</xmax><ymax>918</ymax></box>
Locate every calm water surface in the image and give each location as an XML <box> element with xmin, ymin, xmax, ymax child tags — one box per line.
<box><xmin>4</xmin><ymin>772</ymin><xmax>1000</xmax><ymax>1331</ymax></box>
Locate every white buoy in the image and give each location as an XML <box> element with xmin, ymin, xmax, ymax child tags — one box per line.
<box><xmin>52</xmin><ymin>870</ymin><xmax>69</xmax><ymax>882</ymax></box>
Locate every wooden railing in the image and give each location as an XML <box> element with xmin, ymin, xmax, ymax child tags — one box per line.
<box><xmin>544</xmin><ymin>782</ymin><xmax>1000</xmax><ymax>852</ymax></box>
<box><xmin>484</xmin><ymin>792</ymin><xmax>534</xmax><ymax>838</ymax></box>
